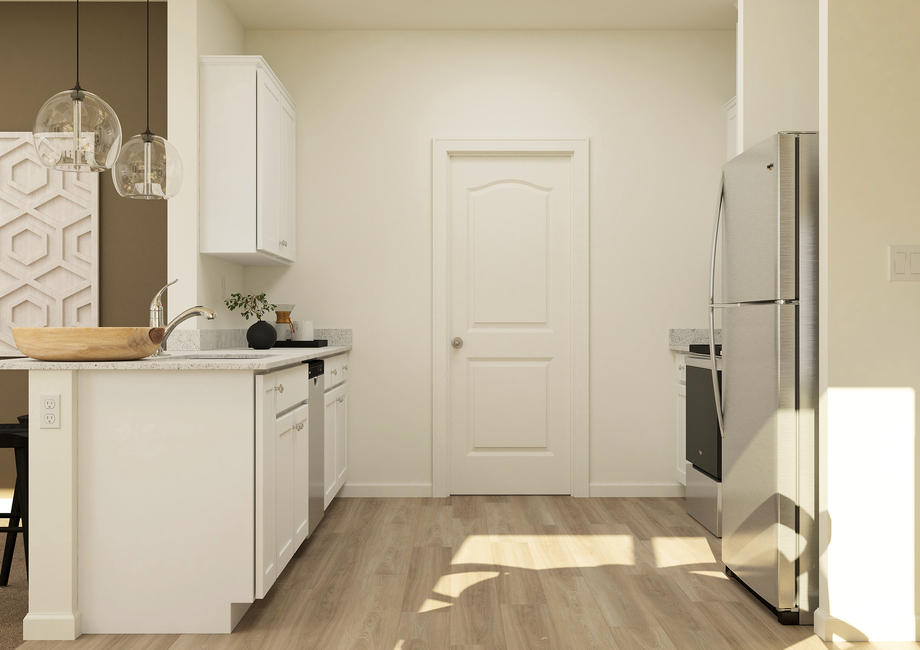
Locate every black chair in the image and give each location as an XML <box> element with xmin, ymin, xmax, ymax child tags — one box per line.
<box><xmin>0</xmin><ymin>415</ymin><xmax>28</xmax><ymax>586</ymax></box>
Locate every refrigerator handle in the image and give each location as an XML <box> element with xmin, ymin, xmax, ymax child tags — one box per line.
<box><xmin>709</xmin><ymin>172</ymin><xmax>726</xmax><ymax>438</ymax></box>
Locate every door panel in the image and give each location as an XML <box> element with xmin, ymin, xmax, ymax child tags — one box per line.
<box><xmin>449</xmin><ymin>154</ymin><xmax>572</xmax><ymax>494</ymax></box>
<box><xmin>470</xmin><ymin>361</ymin><xmax>548</xmax><ymax>449</ymax></box>
<box><xmin>256</xmin><ymin>68</ymin><xmax>281</xmax><ymax>257</ymax></box>
<box><xmin>722</xmin><ymin>133</ymin><xmax>797</xmax><ymax>302</ymax></box>
<box><xmin>335</xmin><ymin>387</ymin><xmax>348</xmax><ymax>487</ymax></box>
<box><xmin>275</xmin><ymin>411</ymin><xmax>295</xmax><ymax>575</ymax></box>
<box><xmin>722</xmin><ymin>303</ymin><xmax>797</xmax><ymax>610</ymax></box>
<box><xmin>279</xmin><ymin>98</ymin><xmax>296</xmax><ymax>262</ymax></box>
<box><xmin>471</xmin><ymin>183</ymin><xmax>548</xmax><ymax>324</ymax></box>
<box><xmin>293</xmin><ymin>404</ymin><xmax>309</xmax><ymax>547</ymax></box>
<box><xmin>323</xmin><ymin>389</ymin><xmax>336</xmax><ymax>509</ymax></box>
<box><xmin>254</xmin><ymin>375</ymin><xmax>276</xmax><ymax>598</ymax></box>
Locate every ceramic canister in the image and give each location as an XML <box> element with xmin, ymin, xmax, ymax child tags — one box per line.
<box><xmin>292</xmin><ymin>320</ymin><xmax>314</xmax><ymax>341</ymax></box>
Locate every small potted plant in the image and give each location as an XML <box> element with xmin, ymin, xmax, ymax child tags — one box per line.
<box><xmin>224</xmin><ymin>292</ymin><xmax>277</xmax><ymax>349</ymax></box>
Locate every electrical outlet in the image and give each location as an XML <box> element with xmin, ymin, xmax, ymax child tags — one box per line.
<box><xmin>40</xmin><ymin>393</ymin><xmax>60</xmax><ymax>429</ymax></box>
<box><xmin>888</xmin><ymin>245</ymin><xmax>920</xmax><ymax>281</ymax></box>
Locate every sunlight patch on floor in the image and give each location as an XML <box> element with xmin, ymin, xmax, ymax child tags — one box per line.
<box><xmin>452</xmin><ymin>534</ymin><xmax>636</xmax><ymax>570</ymax></box>
<box><xmin>418</xmin><ymin>570</ymin><xmax>501</xmax><ymax>612</ymax></box>
<box><xmin>650</xmin><ymin>536</ymin><xmax>717</xmax><ymax>568</ymax></box>
<box><xmin>690</xmin><ymin>569</ymin><xmax>730</xmax><ymax>580</ymax></box>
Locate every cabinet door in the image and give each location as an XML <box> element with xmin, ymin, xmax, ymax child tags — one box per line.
<box><xmin>278</xmin><ymin>98</ymin><xmax>296</xmax><ymax>263</ymax></box>
<box><xmin>324</xmin><ymin>389</ymin><xmax>337</xmax><ymax>510</ymax></box>
<box><xmin>275</xmin><ymin>410</ymin><xmax>295</xmax><ymax>575</ymax></box>
<box><xmin>257</xmin><ymin>67</ymin><xmax>282</xmax><ymax>258</ymax></box>
<box><xmin>255</xmin><ymin>375</ymin><xmax>276</xmax><ymax>598</ymax></box>
<box><xmin>676</xmin><ymin>382</ymin><xmax>687</xmax><ymax>486</ymax></box>
<box><xmin>335</xmin><ymin>385</ymin><xmax>348</xmax><ymax>490</ymax></box>
<box><xmin>292</xmin><ymin>403</ymin><xmax>309</xmax><ymax>548</ymax></box>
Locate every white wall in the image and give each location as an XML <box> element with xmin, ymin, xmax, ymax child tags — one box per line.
<box><xmin>817</xmin><ymin>0</ymin><xmax>920</xmax><ymax>641</ymax></box>
<box><xmin>242</xmin><ymin>30</ymin><xmax>734</xmax><ymax>495</ymax></box>
<box><xmin>168</xmin><ymin>0</ymin><xmax>250</xmax><ymax>328</ymax></box>
<box><xmin>195</xmin><ymin>0</ymin><xmax>250</xmax><ymax>329</ymax></box>
<box><xmin>738</xmin><ymin>0</ymin><xmax>818</xmax><ymax>150</ymax></box>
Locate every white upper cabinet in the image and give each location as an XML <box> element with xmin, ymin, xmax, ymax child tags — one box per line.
<box><xmin>200</xmin><ymin>56</ymin><xmax>296</xmax><ymax>265</ymax></box>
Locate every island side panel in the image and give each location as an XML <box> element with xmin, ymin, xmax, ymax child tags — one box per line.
<box><xmin>77</xmin><ymin>370</ymin><xmax>256</xmax><ymax>634</ymax></box>
<box><xmin>23</xmin><ymin>370</ymin><xmax>81</xmax><ymax>641</ymax></box>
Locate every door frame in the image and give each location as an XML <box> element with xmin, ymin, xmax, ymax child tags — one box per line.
<box><xmin>431</xmin><ymin>139</ymin><xmax>590</xmax><ymax>498</ymax></box>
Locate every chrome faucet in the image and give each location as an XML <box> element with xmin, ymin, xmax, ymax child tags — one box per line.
<box><xmin>150</xmin><ymin>279</ymin><xmax>178</xmax><ymax>328</ymax></box>
<box><xmin>148</xmin><ymin>281</ymin><xmax>217</xmax><ymax>356</ymax></box>
<box><xmin>152</xmin><ymin>306</ymin><xmax>217</xmax><ymax>357</ymax></box>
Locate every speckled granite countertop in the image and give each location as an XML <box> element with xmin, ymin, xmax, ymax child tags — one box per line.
<box><xmin>669</xmin><ymin>328</ymin><xmax>721</xmax><ymax>352</ymax></box>
<box><xmin>0</xmin><ymin>346</ymin><xmax>351</xmax><ymax>372</ymax></box>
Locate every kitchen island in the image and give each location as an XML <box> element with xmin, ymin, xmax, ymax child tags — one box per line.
<box><xmin>0</xmin><ymin>346</ymin><xmax>350</xmax><ymax>640</ymax></box>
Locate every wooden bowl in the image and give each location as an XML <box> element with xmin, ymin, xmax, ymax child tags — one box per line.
<box><xmin>12</xmin><ymin>327</ymin><xmax>166</xmax><ymax>361</ymax></box>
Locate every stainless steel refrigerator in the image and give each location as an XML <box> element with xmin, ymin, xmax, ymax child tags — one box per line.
<box><xmin>707</xmin><ymin>132</ymin><xmax>818</xmax><ymax>625</ymax></box>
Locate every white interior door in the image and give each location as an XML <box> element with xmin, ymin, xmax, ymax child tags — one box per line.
<box><xmin>448</xmin><ymin>153</ymin><xmax>574</xmax><ymax>494</ymax></box>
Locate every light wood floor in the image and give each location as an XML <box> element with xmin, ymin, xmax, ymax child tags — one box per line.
<box><xmin>16</xmin><ymin>496</ymin><xmax>920</xmax><ymax>650</ymax></box>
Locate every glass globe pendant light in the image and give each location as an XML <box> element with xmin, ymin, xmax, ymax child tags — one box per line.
<box><xmin>112</xmin><ymin>0</ymin><xmax>182</xmax><ymax>200</ymax></box>
<box><xmin>33</xmin><ymin>0</ymin><xmax>122</xmax><ymax>172</ymax></box>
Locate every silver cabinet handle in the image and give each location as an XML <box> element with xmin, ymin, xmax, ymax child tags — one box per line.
<box><xmin>276</xmin><ymin>384</ymin><xmax>284</xmax><ymax>393</ymax></box>
<box><xmin>451</xmin><ymin>337</ymin><xmax>463</xmax><ymax>349</ymax></box>
<box><xmin>332</xmin><ymin>369</ymin><xmax>337</xmax><ymax>375</ymax></box>
<box><xmin>678</xmin><ymin>364</ymin><xmax>684</xmax><ymax>371</ymax></box>
<box><xmin>343</xmin><ymin>364</ymin><xmax>348</xmax><ymax>370</ymax></box>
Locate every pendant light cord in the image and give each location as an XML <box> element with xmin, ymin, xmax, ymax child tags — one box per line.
<box><xmin>146</xmin><ymin>0</ymin><xmax>150</xmax><ymax>132</ymax></box>
<box><xmin>75</xmin><ymin>0</ymin><xmax>80</xmax><ymax>89</ymax></box>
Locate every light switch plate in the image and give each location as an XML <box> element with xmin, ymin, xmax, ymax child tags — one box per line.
<box><xmin>40</xmin><ymin>393</ymin><xmax>60</xmax><ymax>429</ymax></box>
<box><xmin>888</xmin><ymin>246</ymin><xmax>920</xmax><ymax>281</ymax></box>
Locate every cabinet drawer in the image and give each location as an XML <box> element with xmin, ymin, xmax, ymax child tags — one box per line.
<box><xmin>274</xmin><ymin>365</ymin><xmax>309</xmax><ymax>413</ymax></box>
<box><xmin>324</xmin><ymin>353</ymin><xmax>347</xmax><ymax>390</ymax></box>
<box><xmin>676</xmin><ymin>354</ymin><xmax>687</xmax><ymax>384</ymax></box>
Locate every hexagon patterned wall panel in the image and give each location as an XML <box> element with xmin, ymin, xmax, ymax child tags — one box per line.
<box><xmin>0</xmin><ymin>133</ymin><xmax>99</xmax><ymax>355</ymax></box>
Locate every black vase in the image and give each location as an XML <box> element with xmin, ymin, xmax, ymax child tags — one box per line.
<box><xmin>247</xmin><ymin>320</ymin><xmax>277</xmax><ymax>349</ymax></box>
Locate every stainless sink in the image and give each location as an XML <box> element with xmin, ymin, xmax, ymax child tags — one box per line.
<box><xmin>176</xmin><ymin>353</ymin><xmax>277</xmax><ymax>360</ymax></box>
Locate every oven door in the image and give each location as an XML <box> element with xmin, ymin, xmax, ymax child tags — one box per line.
<box><xmin>685</xmin><ymin>358</ymin><xmax>722</xmax><ymax>480</ymax></box>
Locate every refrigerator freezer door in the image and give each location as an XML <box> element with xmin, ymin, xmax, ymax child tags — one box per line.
<box><xmin>722</xmin><ymin>133</ymin><xmax>798</xmax><ymax>303</ymax></box>
<box><xmin>721</xmin><ymin>302</ymin><xmax>798</xmax><ymax>613</ymax></box>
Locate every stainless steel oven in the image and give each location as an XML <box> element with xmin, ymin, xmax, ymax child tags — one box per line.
<box><xmin>684</xmin><ymin>352</ymin><xmax>722</xmax><ymax>536</ymax></box>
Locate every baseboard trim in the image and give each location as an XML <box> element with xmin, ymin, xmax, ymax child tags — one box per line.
<box><xmin>23</xmin><ymin>612</ymin><xmax>82</xmax><ymax>641</ymax></box>
<box><xmin>589</xmin><ymin>483</ymin><xmax>686</xmax><ymax>497</ymax></box>
<box><xmin>338</xmin><ymin>483</ymin><xmax>433</xmax><ymax>498</ymax></box>
<box><xmin>815</xmin><ymin>608</ymin><xmax>919</xmax><ymax>642</ymax></box>
<box><xmin>339</xmin><ymin>483</ymin><xmax>687</xmax><ymax>498</ymax></box>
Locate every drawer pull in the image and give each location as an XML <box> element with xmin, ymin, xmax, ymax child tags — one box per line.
<box><xmin>280</xmin><ymin>240</ymin><xmax>288</xmax><ymax>247</ymax></box>
<box><xmin>679</xmin><ymin>365</ymin><xmax>684</xmax><ymax>371</ymax></box>
<box><xmin>343</xmin><ymin>364</ymin><xmax>348</xmax><ymax>370</ymax></box>
<box><xmin>332</xmin><ymin>369</ymin><xmax>337</xmax><ymax>375</ymax></box>
<box><xmin>276</xmin><ymin>384</ymin><xmax>284</xmax><ymax>393</ymax></box>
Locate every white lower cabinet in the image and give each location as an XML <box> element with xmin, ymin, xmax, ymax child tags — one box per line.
<box><xmin>323</xmin><ymin>381</ymin><xmax>348</xmax><ymax>510</ymax></box>
<box><xmin>676</xmin><ymin>355</ymin><xmax>687</xmax><ymax>486</ymax></box>
<box><xmin>255</xmin><ymin>367</ymin><xmax>310</xmax><ymax>599</ymax></box>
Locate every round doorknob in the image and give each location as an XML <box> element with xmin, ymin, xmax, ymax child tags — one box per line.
<box><xmin>451</xmin><ymin>337</ymin><xmax>463</xmax><ymax>349</ymax></box>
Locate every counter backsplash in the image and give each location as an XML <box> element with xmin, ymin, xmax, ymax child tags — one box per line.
<box><xmin>167</xmin><ymin>328</ymin><xmax>352</xmax><ymax>351</ymax></box>
<box><xmin>669</xmin><ymin>328</ymin><xmax>721</xmax><ymax>352</ymax></box>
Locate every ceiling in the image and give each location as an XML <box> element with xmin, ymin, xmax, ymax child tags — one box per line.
<box><xmin>221</xmin><ymin>0</ymin><xmax>738</xmax><ymax>31</ymax></box>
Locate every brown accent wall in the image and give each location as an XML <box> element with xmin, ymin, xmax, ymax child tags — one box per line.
<box><xmin>0</xmin><ymin>2</ymin><xmax>168</xmax><ymax>491</ymax></box>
